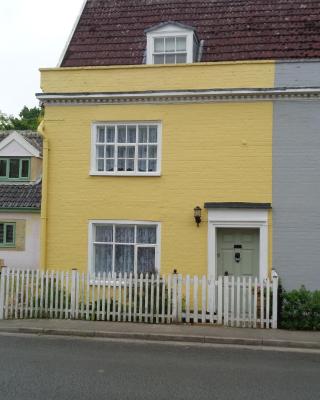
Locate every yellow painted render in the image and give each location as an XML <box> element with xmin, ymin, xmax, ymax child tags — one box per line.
<box><xmin>30</xmin><ymin>157</ymin><xmax>42</xmax><ymax>181</ymax></box>
<box><xmin>40</xmin><ymin>60</ymin><xmax>275</xmax><ymax>93</ymax></box>
<box><xmin>43</xmin><ymin>101</ymin><xmax>273</xmax><ymax>276</ymax></box>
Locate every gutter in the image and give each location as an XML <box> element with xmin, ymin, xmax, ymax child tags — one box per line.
<box><xmin>0</xmin><ymin>208</ymin><xmax>40</xmax><ymax>213</ymax></box>
<box><xmin>37</xmin><ymin>121</ymin><xmax>48</xmax><ymax>271</ymax></box>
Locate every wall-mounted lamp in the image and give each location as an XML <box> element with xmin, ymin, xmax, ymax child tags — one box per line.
<box><xmin>194</xmin><ymin>206</ymin><xmax>202</xmax><ymax>227</ymax></box>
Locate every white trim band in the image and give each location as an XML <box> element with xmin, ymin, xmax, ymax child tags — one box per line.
<box><xmin>37</xmin><ymin>87</ymin><xmax>320</xmax><ymax>106</ymax></box>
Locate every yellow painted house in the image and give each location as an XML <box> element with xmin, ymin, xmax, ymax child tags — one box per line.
<box><xmin>36</xmin><ymin>0</ymin><xmax>320</xmax><ymax>289</ymax></box>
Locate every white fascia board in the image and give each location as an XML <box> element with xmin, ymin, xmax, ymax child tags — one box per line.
<box><xmin>36</xmin><ymin>87</ymin><xmax>320</xmax><ymax>104</ymax></box>
<box><xmin>0</xmin><ymin>132</ymin><xmax>40</xmax><ymax>158</ymax></box>
<box><xmin>57</xmin><ymin>0</ymin><xmax>88</xmax><ymax>67</ymax></box>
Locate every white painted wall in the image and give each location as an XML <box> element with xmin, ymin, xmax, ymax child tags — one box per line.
<box><xmin>0</xmin><ymin>212</ymin><xmax>40</xmax><ymax>269</ymax></box>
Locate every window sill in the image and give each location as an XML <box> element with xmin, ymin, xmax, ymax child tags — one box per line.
<box><xmin>90</xmin><ymin>171</ymin><xmax>161</xmax><ymax>177</ymax></box>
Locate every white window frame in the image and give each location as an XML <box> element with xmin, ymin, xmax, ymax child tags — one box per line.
<box><xmin>146</xmin><ymin>25</ymin><xmax>196</xmax><ymax>65</ymax></box>
<box><xmin>88</xmin><ymin>220</ymin><xmax>161</xmax><ymax>279</ymax></box>
<box><xmin>90</xmin><ymin>122</ymin><xmax>162</xmax><ymax>176</ymax></box>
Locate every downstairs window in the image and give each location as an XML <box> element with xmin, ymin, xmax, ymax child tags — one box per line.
<box><xmin>0</xmin><ymin>222</ymin><xmax>16</xmax><ymax>247</ymax></box>
<box><xmin>91</xmin><ymin>222</ymin><xmax>160</xmax><ymax>277</ymax></box>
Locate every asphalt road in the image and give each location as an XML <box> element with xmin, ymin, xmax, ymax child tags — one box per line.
<box><xmin>0</xmin><ymin>334</ymin><xmax>319</xmax><ymax>400</ymax></box>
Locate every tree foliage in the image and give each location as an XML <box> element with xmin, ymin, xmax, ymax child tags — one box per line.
<box><xmin>0</xmin><ymin>106</ymin><xmax>43</xmax><ymax>131</ymax></box>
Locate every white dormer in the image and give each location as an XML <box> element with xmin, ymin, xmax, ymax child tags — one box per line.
<box><xmin>0</xmin><ymin>132</ymin><xmax>40</xmax><ymax>158</ymax></box>
<box><xmin>145</xmin><ymin>22</ymin><xmax>199</xmax><ymax>65</ymax></box>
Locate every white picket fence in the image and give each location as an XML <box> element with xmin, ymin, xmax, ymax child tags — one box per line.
<box><xmin>0</xmin><ymin>268</ymin><xmax>278</xmax><ymax>328</ymax></box>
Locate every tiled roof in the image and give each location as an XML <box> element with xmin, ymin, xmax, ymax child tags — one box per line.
<box><xmin>0</xmin><ymin>182</ymin><xmax>41</xmax><ymax>210</ymax></box>
<box><xmin>0</xmin><ymin>131</ymin><xmax>43</xmax><ymax>155</ymax></box>
<box><xmin>61</xmin><ymin>0</ymin><xmax>320</xmax><ymax>67</ymax></box>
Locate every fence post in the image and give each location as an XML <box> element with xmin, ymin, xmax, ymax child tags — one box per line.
<box><xmin>172</xmin><ymin>274</ymin><xmax>178</xmax><ymax>323</ymax></box>
<box><xmin>217</xmin><ymin>276</ymin><xmax>223</xmax><ymax>325</ymax></box>
<box><xmin>71</xmin><ymin>269</ymin><xmax>77</xmax><ymax>320</ymax></box>
<box><xmin>272</xmin><ymin>273</ymin><xmax>279</xmax><ymax>329</ymax></box>
<box><xmin>0</xmin><ymin>266</ymin><xmax>7</xmax><ymax>320</ymax></box>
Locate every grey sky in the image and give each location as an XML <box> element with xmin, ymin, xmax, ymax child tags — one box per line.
<box><xmin>0</xmin><ymin>0</ymin><xmax>84</xmax><ymax>116</ymax></box>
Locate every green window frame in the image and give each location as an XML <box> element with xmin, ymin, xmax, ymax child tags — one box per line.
<box><xmin>0</xmin><ymin>222</ymin><xmax>16</xmax><ymax>247</ymax></box>
<box><xmin>0</xmin><ymin>158</ymin><xmax>30</xmax><ymax>181</ymax></box>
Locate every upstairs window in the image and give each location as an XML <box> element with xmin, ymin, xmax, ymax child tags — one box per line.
<box><xmin>91</xmin><ymin>123</ymin><xmax>161</xmax><ymax>176</ymax></box>
<box><xmin>0</xmin><ymin>158</ymin><xmax>30</xmax><ymax>181</ymax></box>
<box><xmin>0</xmin><ymin>222</ymin><xmax>16</xmax><ymax>247</ymax></box>
<box><xmin>145</xmin><ymin>22</ymin><xmax>199</xmax><ymax>65</ymax></box>
<box><xmin>153</xmin><ymin>36</ymin><xmax>187</xmax><ymax>64</ymax></box>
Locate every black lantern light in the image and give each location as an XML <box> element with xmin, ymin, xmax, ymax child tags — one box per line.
<box><xmin>194</xmin><ymin>206</ymin><xmax>202</xmax><ymax>227</ymax></box>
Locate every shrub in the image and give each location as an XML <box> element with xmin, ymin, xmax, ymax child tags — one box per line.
<box><xmin>279</xmin><ymin>286</ymin><xmax>320</xmax><ymax>330</ymax></box>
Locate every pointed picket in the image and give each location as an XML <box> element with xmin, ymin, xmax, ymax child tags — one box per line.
<box><xmin>193</xmin><ymin>275</ymin><xmax>199</xmax><ymax>323</ymax></box>
<box><xmin>60</xmin><ymin>271</ymin><xmax>65</xmax><ymax>319</ymax></box>
<box><xmin>30</xmin><ymin>270</ymin><xmax>34</xmax><ymax>318</ymax></box>
<box><xmin>150</xmin><ymin>274</ymin><xmax>154</xmax><ymax>324</ymax></box>
<box><xmin>201</xmin><ymin>275</ymin><xmax>207</xmax><ymax>323</ymax></box>
<box><xmin>242</xmin><ymin>277</ymin><xmax>246</xmax><ymax>328</ymax></box>
<box><xmin>123</xmin><ymin>273</ymin><xmax>127</xmax><ymax>322</ymax></box>
<box><xmin>10</xmin><ymin>270</ymin><xmax>15</xmax><ymax>319</ymax></box>
<box><xmin>236</xmin><ymin>277</ymin><xmax>241</xmax><ymax>328</ymax></box>
<box><xmin>161</xmin><ymin>275</ymin><xmax>166</xmax><ymax>323</ymax></box>
<box><xmin>230</xmin><ymin>276</ymin><xmax>235</xmax><ymax>327</ymax></box>
<box><xmin>260</xmin><ymin>279</ymin><xmax>264</xmax><ymax>329</ymax></box>
<box><xmin>50</xmin><ymin>271</ymin><xmax>54</xmax><ymax>319</ymax></box>
<box><xmin>75</xmin><ymin>271</ymin><xmax>80</xmax><ymax>320</ymax></box>
<box><xmin>80</xmin><ymin>272</ymin><xmax>85</xmax><ymax>319</ymax></box>
<box><xmin>167</xmin><ymin>274</ymin><xmax>172</xmax><ymax>324</ymax></box>
<box><xmin>185</xmin><ymin>275</ymin><xmax>190</xmax><ymax>323</ymax></box>
<box><xmin>118</xmin><ymin>273</ymin><xmax>122</xmax><ymax>322</ymax></box>
<box><xmin>86</xmin><ymin>272</ymin><xmax>90</xmax><ymax>321</ymax></box>
<box><xmin>107</xmin><ymin>273</ymin><xmax>111</xmax><ymax>321</ymax></box>
<box><xmin>54</xmin><ymin>271</ymin><xmax>59</xmax><ymax>319</ymax></box>
<box><xmin>128</xmin><ymin>273</ymin><xmax>132</xmax><ymax>322</ymax></box>
<box><xmin>112</xmin><ymin>273</ymin><xmax>116</xmax><ymax>321</ymax></box>
<box><xmin>144</xmin><ymin>274</ymin><xmax>149</xmax><ymax>323</ymax></box>
<box><xmin>248</xmin><ymin>277</ymin><xmax>252</xmax><ymax>327</ymax></box>
<box><xmin>155</xmin><ymin>274</ymin><xmax>160</xmax><ymax>324</ymax></box>
<box><xmin>102</xmin><ymin>273</ymin><xmax>106</xmax><ymax>321</ymax></box>
<box><xmin>253</xmin><ymin>277</ymin><xmax>258</xmax><ymax>328</ymax></box>
<box><xmin>217</xmin><ymin>276</ymin><xmax>222</xmax><ymax>325</ymax></box>
<box><xmin>138</xmin><ymin>273</ymin><xmax>143</xmax><ymax>323</ymax></box>
<box><xmin>223</xmin><ymin>276</ymin><xmax>229</xmax><ymax>326</ymax></box>
<box><xmin>266</xmin><ymin>278</ymin><xmax>270</xmax><ymax>329</ymax></box>
<box><xmin>4</xmin><ymin>269</ymin><xmax>10</xmax><ymax>319</ymax></box>
<box><xmin>20</xmin><ymin>270</ymin><xmax>25</xmax><ymax>319</ymax></box>
<box><xmin>35</xmin><ymin>270</ymin><xmax>39</xmax><ymax>319</ymax></box>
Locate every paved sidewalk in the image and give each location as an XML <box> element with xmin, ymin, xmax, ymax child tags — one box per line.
<box><xmin>0</xmin><ymin>319</ymin><xmax>319</xmax><ymax>350</ymax></box>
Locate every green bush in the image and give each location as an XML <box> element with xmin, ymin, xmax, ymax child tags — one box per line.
<box><xmin>279</xmin><ymin>286</ymin><xmax>320</xmax><ymax>330</ymax></box>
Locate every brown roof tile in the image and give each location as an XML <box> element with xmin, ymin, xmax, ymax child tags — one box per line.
<box><xmin>0</xmin><ymin>182</ymin><xmax>41</xmax><ymax>210</ymax></box>
<box><xmin>61</xmin><ymin>0</ymin><xmax>320</xmax><ymax>67</ymax></box>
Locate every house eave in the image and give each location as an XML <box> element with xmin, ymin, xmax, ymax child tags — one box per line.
<box><xmin>36</xmin><ymin>87</ymin><xmax>320</xmax><ymax>106</ymax></box>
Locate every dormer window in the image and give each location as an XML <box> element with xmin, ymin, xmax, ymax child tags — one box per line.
<box><xmin>145</xmin><ymin>22</ymin><xmax>199</xmax><ymax>65</ymax></box>
<box><xmin>153</xmin><ymin>36</ymin><xmax>187</xmax><ymax>64</ymax></box>
<box><xmin>0</xmin><ymin>132</ymin><xmax>42</xmax><ymax>182</ymax></box>
<box><xmin>0</xmin><ymin>158</ymin><xmax>30</xmax><ymax>181</ymax></box>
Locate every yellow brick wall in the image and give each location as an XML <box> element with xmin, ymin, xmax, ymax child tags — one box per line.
<box><xmin>40</xmin><ymin>60</ymin><xmax>274</xmax><ymax>93</ymax></box>
<box><xmin>43</xmin><ymin>100</ymin><xmax>273</xmax><ymax>276</ymax></box>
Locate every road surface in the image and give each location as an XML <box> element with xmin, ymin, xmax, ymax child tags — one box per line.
<box><xmin>0</xmin><ymin>334</ymin><xmax>319</xmax><ymax>399</ymax></box>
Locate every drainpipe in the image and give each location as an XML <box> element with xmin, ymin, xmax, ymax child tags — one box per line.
<box><xmin>38</xmin><ymin>120</ymin><xmax>48</xmax><ymax>271</ymax></box>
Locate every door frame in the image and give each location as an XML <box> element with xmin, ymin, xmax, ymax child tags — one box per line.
<box><xmin>207</xmin><ymin>208</ymin><xmax>269</xmax><ymax>282</ymax></box>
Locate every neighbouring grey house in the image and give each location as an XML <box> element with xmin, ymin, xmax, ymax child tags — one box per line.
<box><xmin>0</xmin><ymin>131</ymin><xmax>42</xmax><ymax>269</ymax></box>
<box><xmin>273</xmin><ymin>61</ymin><xmax>320</xmax><ymax>290</ymax></box>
